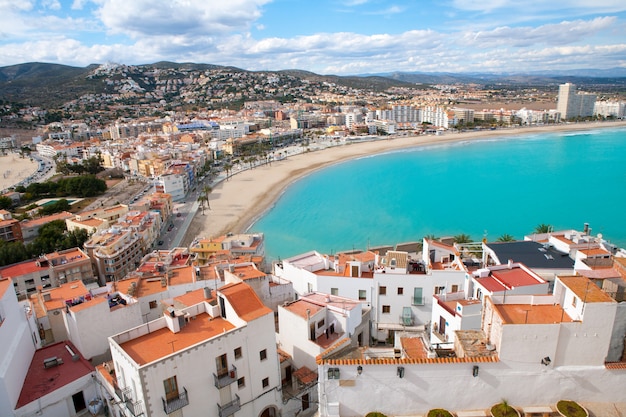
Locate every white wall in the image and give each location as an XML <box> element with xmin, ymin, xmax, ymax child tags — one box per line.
<box><xmin>0</xmin><ymin>290</ymin><xmax>37</xmax><ymax>415</ymax></box>
<box><xmin>318</xmin><ymin>361</ymin><xmax>626</xmax><ymax>416</ymax></box>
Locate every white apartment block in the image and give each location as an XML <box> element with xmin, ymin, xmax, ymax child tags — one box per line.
<box><xmin>102</xmin><ymin>281</ymin><xmax>282</xmax><ymax>417</ymax></box>
<box><xmin>155</xmin><ymin>172</ymin><xmax>187</xmax><ymax>201</ymax></box>
<box><xmin>594</xmin><ymin>100</ymin><xmax>626</xmax><ymax>118</ymax></box>
<box><xmin>421</xmin><ymin>106</ymin><xmax>450</xmax><ymax>128</ymax></box>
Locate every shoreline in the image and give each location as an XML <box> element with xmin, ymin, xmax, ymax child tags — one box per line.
<box><xmin>185</xmin><ymin>121</ymin><xmax>626</xmax><ymax>243</ymax></box>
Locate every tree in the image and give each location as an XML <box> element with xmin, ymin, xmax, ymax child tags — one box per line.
<box><xmin>202</xmin><ymin>185</ymin><xmax>213</xmax><ymax>210</ymax></box>
<box><xmin>197</xmin><ymin>195</ymin><xmax>207</xmax><ymax>215</ymax></box>
<box><xmin>534</xmin><ymin>224</ymin><xmax>553</xmax><ymax>234</ymax></box>
<box><xmin>223</xmin><ymin>162</ymin><xmax>233</xmax><ymax>180</ymax></box>
<box><xmin>0</xmin><ymin>196</ymin><xmax>13</xmax><ymax>210</ymax></box>
<box><xmin>497</xmin><ymin>234</ymin><xmax>515</xmax><ymax>242</ymax></box>
<box><xmin>453</xmin><ymin>234</ymin><xmax>472</xmax><ymax>243</ymax></box>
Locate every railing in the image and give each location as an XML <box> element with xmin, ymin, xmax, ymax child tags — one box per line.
<box><xmin>218</xmin><ymin>394</ymin><xmax>241</xmax><ymax>417</ymax></box>
<box><xmin>162</xmin><ymin>387</ymin><xmax>189</xmax><ymax>414</ymax></box>
<box><xmin>213</xmin><ymin>365</ymin><xmax>237</xmax><ymax>389</ymax></box>
<box><xmin>119</xmin><ymin>386</ymin><xmax>143</xmax><ymax>416</ymax></box>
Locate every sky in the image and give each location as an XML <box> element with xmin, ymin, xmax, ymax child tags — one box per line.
<box><xmin>0</xmin><ymin>0</ymin><xmax>625</xmax><ymax>75</ymax></box>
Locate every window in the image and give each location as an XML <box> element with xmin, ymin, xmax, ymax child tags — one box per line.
<box><xmin>237</xmin><ymin>377</ymin><xmax>245</xmax><ymax>388</ymax></box>
<box><xmin>382</xmin><ymin>305</ymin><xmax>391</xmax><ymax>314</ymax></box>
<box><xmin>216</xmin><ymin>354</ymin><xmax>228</xmax><ymax>377</ymax></box>
<box><xmin>317</xmin><ymin>319</ymin><xmax>325</xmax><ymax>329</ymax></box>
<box><xmin>397</xmin><ymin>287</ymin><xmax>404</xmax><ymax>295</ymax></box>
<box><xmin>259</xmin><ymin>349</ymin><xmax>267</xmax><ymax>361</ymax></box>
<box><xmin>358</xmin><ymin>290</ymin><xmax>366</xmax><ymax>300</ymax></box>
<box><xmin>451</xmin><ymin>284</ymin><xmax>459</xmax><ymax>293</ymax></box>
<box><xmin>149</xmin><ymin>300</ymin><xmax>157</xmax><ymax>309</ymax></box>
<box><xmin>572</xmin><ymin>297</ymin><xmax>577</xmax><ymax>308</ymax></box>
<box><xmin>379</xmin><ymin>286</ymin><xmax>387</xmax><ymax>295</ymax></box>
<box><xmin>234</xmin><ymin>347</ymin><xmax>242</xmax><ymax>359</ymax></box>
<box><xmin>163</xmin><ymin>376</ymin><xmax>179</xmax><ymax>402</ymax></box>
<box><xmin>413</xmin><ymin>288</ymin><xmax>424</xmax><ymax>305</ymax></box>
<box><xmin>331</xmin><ymin>288</ymin><xmax>338</xmax><ymax>296</ymax></box>
<box><xmin>327</xmin><ymin>368</ymin><xmax>340</xmax><ymax>379</ymax></box>
<box><xmin>434</xmin><ymin>286</ymin><xmax>445</xmax><ymax>295</ymax></box>
<box><xmin>262</xmin><ymin>377</ymin><xmax>269</xmax><ymax>388</ymax></box>
<box><xmin>302</xmin><ymin>393</ymin><xmax>310</xmax><ymax>410</ymax></box>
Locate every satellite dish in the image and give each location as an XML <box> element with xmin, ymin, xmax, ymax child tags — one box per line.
<box><xmin>597</xmin><ymin>233</ymin><xmax>603</xmax><ymax>239</ymax></box>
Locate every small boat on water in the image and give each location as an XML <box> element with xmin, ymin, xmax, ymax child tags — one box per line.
<box><xmin>88</xmin><ymin>397</ymin><xmax>103</xmax><ymax>415</ymax></box>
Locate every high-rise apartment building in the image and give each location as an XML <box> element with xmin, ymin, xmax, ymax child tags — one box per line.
<box><xmin>557</xmin><ymin>83</ymin><xmax>597</xmax><ymax>120</ymax></box>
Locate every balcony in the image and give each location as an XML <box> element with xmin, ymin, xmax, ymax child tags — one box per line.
<box><xmin>213</xmin><ymin>365</ymin><xmax>237</xmax><ymax>389</ymax></box>
<box><xmin>218</xmin><ymin>394</ymin><xmax>241</xmax><ymax>417</ymax></box>
<box><xmin>117</xmin><ymin>386</ymin><xmax>144</xmax><ymax>417</ymax></box>
<box><xmin>162</xmin><ymin>387</ymin><xmax>189</xmax><ymax>414</ymax></box>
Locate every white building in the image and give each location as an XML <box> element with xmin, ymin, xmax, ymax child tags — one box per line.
<box><xmin>154</xmin><ymin>172</ymin><xmax>186</xmax><ymax>201</ymax></box>
<box><xmin>594</xmin><ymin>100</ymin><xmax>626</xmax><ymax>119</ymax></box>
<box><xmin>556</xmin><ymin>83</ymin><xmax>597</xmax><ymax>120</ymax></box>
<box><xmin>0</xmin><ymin>278</ymin><xmax>39</xmax><ymax>416</ymax></box>
<box><xmin>102</xmin><ymin>281</ymin><xmax>282</xmax><ymax>417</ymax></box>
<box><xmin>316</xmin><ymin>275</ymin><xmax>626</xmax><ymax>416</ymax></box>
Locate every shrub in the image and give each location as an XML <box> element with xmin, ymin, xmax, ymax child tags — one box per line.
<box><xmin>365</xmin><ymin>413</ymin><xmax>387</xmax><ymax>417</ymax></box>
<box><xmin>556</xmin><ymin>400</ymin><xmax>587</xmax><ymax>417</ymax></box>
<box><xmin>428</xmin><ymin>409</ymin><xmax>454</xmax><ymax>417</ymax></box>
<box><xmin>490</xmin><ymin>401</ymin><xmax>519</xmax><ymax>417</ymax></box>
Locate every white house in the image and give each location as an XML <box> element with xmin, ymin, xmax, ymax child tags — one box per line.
<box><xmin>102</xmin><ymin>281</ymin><xmax>282</xmax><ymax>417</ymax></box>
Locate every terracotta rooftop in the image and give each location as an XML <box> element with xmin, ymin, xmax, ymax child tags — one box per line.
<box><xmin>173</xmin><ymin>287</ymin><xmax>215</xmax><ymax>307</ymax></box>
<box><xmin>219</xmin><ymin>282</ymin><xmax>272</xmax><ymax>322</ymax></box>
<box><xmin>293</xmin><ymin>366</ymin><xmax>318</xmax><ymax>385</ymax></box>
<box><xmin>15</xmin><ymin>341</ymin><xmax>94</xmax><ymax>409</ymax></box>
<box><xmin>494</xmin><ymin>303</ymin><xmax>573</xmax><ymax>324</ymax></box>
<box><xmin>401</xmin><ymin>337</ymin><xmax>429</xmax><ymax>359</ymax></box>
<box><xmin>230</xmin><ymin>264</ymin><xmax>266</xmax><ymax>280</ymax></box>
<box><xmin>119</xmin><ymin>313</ymin><xmax>235</xmax><ymax>365</ymax></box>
<box><xmin>282</xmin><ymin>298</ymin><xmax>325</xmax><ymax>319</ymax></box>
<box><xmin>559</xmin><ymin>276</ymin><xmax>615</xmax><ymax>303</ymax></box>
<box><xmin>475</xmin><ymin>266</ymin><xmax>545</xmax><ymax>293</ymax></box>
<box><xmin>277</xmin><ymin>348</ymin><xmax>291</xmax><ymax>363</ymax></box>
<box><xmin>0</xmin><ymin>259</ymin><xmax>46</xmax><ymax>279</ymax></box>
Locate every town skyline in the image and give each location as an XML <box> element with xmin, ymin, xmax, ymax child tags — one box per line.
<box><xmin>0</xmin><ymin>0</ymin><xmax>625</xmax><ymax>75</ymax></box>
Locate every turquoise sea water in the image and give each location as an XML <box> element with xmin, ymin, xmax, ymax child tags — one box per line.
<box><xmin>249</xmin><ymin>126</ymin><xmax>626</xmax><ymax>262</ymax></box>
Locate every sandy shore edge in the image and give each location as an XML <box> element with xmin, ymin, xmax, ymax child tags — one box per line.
<box><xmin>185</xmin><ymin>121</ymin><xmax>626</xmax><ymax>244</ymax></box>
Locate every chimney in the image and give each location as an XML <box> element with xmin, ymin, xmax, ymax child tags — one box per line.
<box><xmin>507</xmin><ymin>259</ymin><xmax>513</xmax><ymax>269</ymax></box>
<box><xmin>203</xmin><ymin>287</ymin><xmax>212</xmax><ymax>299</ymax></box>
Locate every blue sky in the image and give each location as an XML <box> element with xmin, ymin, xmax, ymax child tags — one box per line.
<box><xmin>0</xmin><ymin>0</ymin><xmax>625</xmax><ymax>75</ymax></box>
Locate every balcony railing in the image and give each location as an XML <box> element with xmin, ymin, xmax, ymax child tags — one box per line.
<box><xmin>213</xmin><ymin>365</ymin><xmax>237</xmax><ymax>389</ymax></box>
<box><xmin>218</xmin><ymin>394</ymin><xmax>241</xmax><ymax>417</ymax></box>
<box><xmin>119</xmin><ymin>386</ymin><xmax>143</xmax><ymax>417</ymax></box>
<box><xmin>162</xmin><ymin>387</ymin><xmax>189</xmax><ymax>414</ymax></box>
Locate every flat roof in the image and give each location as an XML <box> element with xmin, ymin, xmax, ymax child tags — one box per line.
<box><xmin>559</xmin><ymin>276</ymin><xmax>616</xmax><ymax>303</ymax></box>
<box><xmin>494</xmin><ymin>303</ymin><xmax>573</xmax><ymax>324</ymax></box>
<box><xmin>15</xmin><ymin>341</ymin><xmax>93</xmax><ymax>409</ymax></box>
<box><xmin>486</xmin><ymin>241</ymin><xmax>574</xmax><ymax>269</ymax></box>
<box><xmin>119</xmin><ymin>313</ymin><xmax>235</xmax><ymax>365</ymax></box>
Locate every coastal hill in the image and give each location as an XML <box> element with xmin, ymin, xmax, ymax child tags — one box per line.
<box><xmin>1</xmin><ymin>61</ymin><xmax>625</xmax><ymax>111</ymax></box>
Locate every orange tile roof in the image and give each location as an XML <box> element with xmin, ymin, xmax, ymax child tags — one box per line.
<box><xmin>277</xmin><ymin>348</ymin><xmax>291</xmax><ymax>363</ymax></box>
<box><xmin>293</xmin><ymin>366</ymin><xmax>317</xmax><ymax>384</ymax></box>
<box><xmin>580</xmin><ymin>248</ymin><xmax>611</xmax><ymax>256</ymax></box>
<box><xmin>219</xmin><ymin>282</ymin><xmax>272</xmax><ymax>322</ymax></box>
<box><xmin>230</xmin><ymin>264</ymin><xmax>266</xmax><ymax>280</ymax></box>
<box><xmin>401</xmin><ymin>337</ymin><xmax>429</xmax><ymax>359</ymax></box>
<box><xmin>0</xmin><ymin>260</ymin><xmax>46</xmax><ymax>278</ymax></box>
<box><xmin>119</xmin><ymin>313</ymin><xmax>235</xmax><ymax>365</ymax></box>
<box><xmin>174</xmin><ymin>288</ymin><xmax>215</xmax><ymax>307</ymax></box>
<box><xmin>559</xmin><ymin>276</ymin><xmax>615</xmax><ymax>303</ymax></box>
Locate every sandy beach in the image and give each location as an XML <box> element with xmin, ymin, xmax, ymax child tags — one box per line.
<box><xmin>0</xmin><ymin>154</ymin><xmax>39</xmax><ymax>192</ymax></box>
<box><xmin>184</xmin><ymin>121</ymin><xmax>626</xmax><ymax>244</ymax></box>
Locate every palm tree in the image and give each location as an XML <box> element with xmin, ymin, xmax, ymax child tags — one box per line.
<box><xmin>534</xmin><ymin>224</ymin><xmax>553</xmax><ymax>234</ymax></box>
<box><xmin>497</xmin><ymin>234</ymin><xmax>515</xmax><ymax>242</ymax></box>
<box><xmin>453</xmin><ymin>234</ymin><xmax>472</xmax><ymax>244</ymax></box>
<box><xmin>197</xmin><ymin>195</ymin><xmax>207</xmax><ymax>215</ymax></box>
<box><xmin>202</xmin><ymin>185</ymin><xmax>212</xmax><ymax>210</ymax></box>
<box><xmin>423</xmin><ymin>234</ymin><xmax>439</xmax><ymax>242</ymax></box>
<box><xmin>223</xmin><ymin>163</ymin><xmax>233</xmax><ymax>180</ymax></box>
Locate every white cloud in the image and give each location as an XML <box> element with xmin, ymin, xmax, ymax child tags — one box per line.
<box><xmin>41</xmin><ymin>0</ymin><xmax>61</xmax><ymax>10</ymax></box>
<box><xmin>94</xmin><ymin>0</ymin><xmax>271</xmax><ymax>38</ymax></box>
